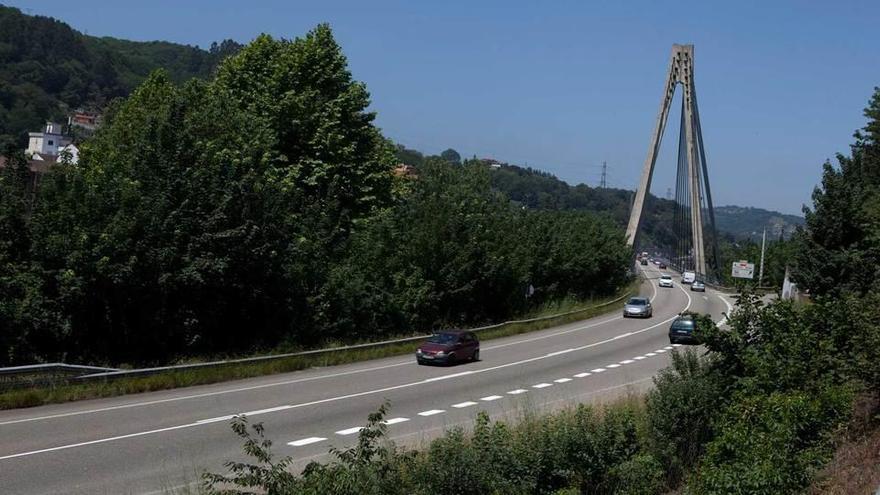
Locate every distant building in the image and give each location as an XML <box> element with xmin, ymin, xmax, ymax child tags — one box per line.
<box><xmin>24</xmin><ymin>122</ymin><xmax>78</xmax><ymax>165</ymax></box>
<box><xmin>27</xmin><ymin>122</ymin><xmax>73</xmax><ymax>159</ymax></box>
<box><xmin>393</xmin><ymin>163</ymin><xmax>418</xmax><ymax>179</ymax></box>
<box><xmin>68</xmin><ymin>109</ymin><xmax>101</xmax><ymax>133</ymax></box>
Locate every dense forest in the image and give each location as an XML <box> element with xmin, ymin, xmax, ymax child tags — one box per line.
<box><xmin>0</xmin><ymin>25</ymin><xmax>630</xmax><ymax>367</ymax></box>
<box><xmin>0</xmin><ymin>5</ymin><xmax>240</xmax><ymax>147</ymax></box>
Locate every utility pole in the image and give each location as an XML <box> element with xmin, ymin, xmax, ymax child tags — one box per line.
<box><xmin>666</xmin><ymin>187</ymin><xmax>673</xmax><ymax>200</ymax></box>
<box><xmin>600</xmin><ymin>161</ymin><xmax>607</xmax><ymax>188</ymax></box>
<box><xmin>758</xmin><ymin>228</ymin><xmax>766</xmax><ymax>286</ymax></box>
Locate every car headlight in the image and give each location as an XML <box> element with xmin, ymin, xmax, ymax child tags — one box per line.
<box><xmin>416</xmin><ymin>349</ymin><xmax>422</xmax><ymax>354</ymax></box>
<box><xmin>435</xmin><ymin>351</ymin><xmax>445</xmax><ymax>356</ymax></box>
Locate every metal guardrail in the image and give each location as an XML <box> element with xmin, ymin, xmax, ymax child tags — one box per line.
<box><xmin>0</xmin><ymin>363</ymin><xmax>120</xmax><ymax>391</ymax></box>
<box><xmin>0</xmin><ymin>290</ymin><xmax>633</xmax><ymax>389</ymax></box>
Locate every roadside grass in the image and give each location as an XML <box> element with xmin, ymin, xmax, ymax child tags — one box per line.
<box><xmin>0</xmin><ymin>284</ymin><xmax>637</xmax><ymax>411</ymax></box>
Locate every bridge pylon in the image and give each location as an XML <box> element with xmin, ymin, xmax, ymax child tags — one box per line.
<box><xmin>626</xmin><ymin>44</ymin><xmax>718</xmax><ymax>279</ymax></box>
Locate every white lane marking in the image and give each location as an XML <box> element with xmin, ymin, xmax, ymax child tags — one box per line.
<box><xmin>451</xmin><ymin>401</ymin><xmax>478</xmax><ymax>408</ymax></box>
<box><xmin>672</xmin><ymin>344</ymin><xmax>683</xmax><ymax>347</ymax></box>
<box><xmin>2</xmin><ymin>284</ymin><xmax>696</xmax><ymax>460</ymax></box>
<box><xmin>645</xmin><ymin>352</ymin><xmax>657</xmax><ymax>357</ymax></box>
<box><xmin>288</xmin><ymin>437</ymin><xmax>326</xmax><ymax>447</ymax></box>
<box><xmin>606</xmin><ymin>364</ymin><xmax>621</xmax><ymax>368</ymax></box>
<box><xmin>532</xmin><ymin>383</ymin><xmax>553</xmax><ymax>389</ymax></box>
<box><xmin>613</xmin><ymin>332</ymin><xmax>634</xmax><ymax>340</ymax></box>
<box><xmin>703</xmin><ymin>296</ymin><xmax>709</xmax><ymax>301</ymax></box>
<box><xmin>480</xmin><ymin>395</ymin><xmax>503</xmax><ymax>401</ymax></box>
<box><xmin>664</xmin><ymin>346</ymin><xmax>674</xmax><ymax>350</ymax></box>
<box><xmin>545</xmin><ymin>349</ymin><xmax>574</xmax><ymax>357</ymax></box>
<box><xmin>573</xmin><ymin>372</ymin><xmax>591</xmax><ymax>378</ymax></box>
<box><xmin>335</xmin><ymin>426</ymin><xmax>364</xmax><ymax>436</ymax></box>
<box><xmin>655</xmin><ymin>349</ymin><xmax>667</xmax><ymax>353</ymax></box>
<box><xmin>554</xmin><ymin>378</ymin><xmax>572</xmax><ymax>383</ymax></box>
<box><xmin>423</xmin><ymin>371</ymin><xmax>474</xmax><ymax>382</ymax></box>
<box><xmin>418</xmin><ymin>409</ymin><xmax>446</xmax><ymax>417</ymax></box>
<box><xmin>244</xmin><ymin>405</ymin><xmax>293</xmax><ymax>416</ymax></box>
<box><xmin>507</xmin><ymin>389</ymin><xmax>528</xmax><ymax>395</ymax></box>
<box><xmin>633</xmin><ymin>356</ymin><xmax>647</xmax><ymax>360</ymax></box>
<box><xmin>620</xmin><ymin>360</ymin><xmax>635</xmax><ymax>365</ymax></box>
<box><xmin>196</xmin><ymin>415</ymin><xmax>236</xmax><ymax>424</ymax></box>
<box><xmin>382</xmin><ymin>417</ymin><xmax>410</xmax><ymax>425</ymax></box>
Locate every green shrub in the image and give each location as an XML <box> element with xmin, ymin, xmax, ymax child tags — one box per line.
<box><xmin>687</xmin><ymin>386</ymin><xmax>852</xmax><ymax>495</ymax></box>
<box><xmin>646</xmin><ymin>349</ymin><xmax>724</xmax><ymax>483</ymax></box>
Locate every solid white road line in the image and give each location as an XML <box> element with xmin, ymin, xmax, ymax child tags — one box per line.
<box><xmin>451</xmin><ymin>401</ymin><xmax>478</xmax><ymax>408</ymax></box>
<box><xmin>417</xmin><ymin>409</ymin><xmax>446</xmax><ymax>417</ymax></box>
<box><xmin>573</xmin><ymin>372</ymin><xmax>591</xmax><ymax>378</ymax></box>
<box><xmin>423</xmin><ymin>371</ymin><xmax>474</xmax><ymax>382</ymax></box>
<box><xmin>288</xmin><ymin>437</ymin><xmax>326</xmax><ymax>447</ymax></box>
<box><xmin>196</xmin><ymin>415</ymin><xmax>236</xmax><ymax>424</ymax></box>
<box><xmin>335</xmin><ymin>427</ymin><xmax>364</xmax><ymax>436</ymax></box>
<box><xmin>554</xmin><ymin>378</ymin><xmax>572</xmax><ymax>383</ymax></box>
<box><xmin>480</xmin><ymin>395</ymin><xmax>503</xmax><ymax>401</ymax></box>
<box><xmin>545</xmin><ymin>349</ymin><xmax>574</xmax><ymax>357</ymax></box>
<box><xmin>382</xmin><ymin>417</ymin><xmax>410</xmax><ymax>425</ymax></box>
<box><xmin>507</xmin><ymin>389</ymin><xmax>528</xmax><ymax>395</ymax></box>
<box><xmin>532</xmin><ymin>383</ymin><xmax>553</xmax><ymax>389</ymax></box>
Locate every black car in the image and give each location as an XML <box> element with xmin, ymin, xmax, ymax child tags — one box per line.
<box><xmin>640</xmin><ymin>258</ymin><xmax>648</xmax><ymax>266</ymax></box>
<box><xmin>669</xmin><ymin>314</ymin><xmax>698</xmax><ymax>344</ymax></box>
<box><xmin>658</xmin><ymin>262</ymin><xmax>667</xmax><ymax>269</ymax></box>
<box><xmin>416</xmin><ymin>330</ymin><xmax>480</xmax><ymax>365</ymax></box>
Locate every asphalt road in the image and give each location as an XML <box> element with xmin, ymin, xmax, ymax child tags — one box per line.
<box><xmin>0</xmin><ymin>264</ymin><xmax>733</xmax><ymax>494</ymax></box>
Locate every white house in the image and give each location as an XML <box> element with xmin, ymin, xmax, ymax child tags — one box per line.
<box><xmin>27</xmin><ymin>122</ymin><xmax>72</xmax><ymax>158</ymax></box>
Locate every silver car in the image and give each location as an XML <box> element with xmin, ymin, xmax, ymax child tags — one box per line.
<box><xmin>623</xmin><ymin>296</ymin><xmax>653</xmax><ymax>318</ymax></box>
<box><xmin>690</xmin><ymin>280</ymin><xmax>706</xmax><ymax>292</ymax></box>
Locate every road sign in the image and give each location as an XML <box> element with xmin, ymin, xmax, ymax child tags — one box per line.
<box><xmin>731</xmin><ymin>260</ymin><xmax>755</xmax><ymax>279</ymax></box>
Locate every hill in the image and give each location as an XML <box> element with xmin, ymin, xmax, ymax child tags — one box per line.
<box><xmin>0</xmin><ymin>4</ymin><xmax>241</xmax><ymax>147</ymax></box>
<box><xmin>714</xmin><ymin>205</ymin><xmax>804</xmax><ymax>240</ymax></box>
<box><xmin>402</xmin><ymin>152</ymin><xmax>802</xmax><ymax>243</ymax></box>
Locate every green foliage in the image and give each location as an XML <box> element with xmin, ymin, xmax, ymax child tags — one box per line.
<box><xmin>688</xmin><ymin>387</ymin><xmax>852</xmax><ymax>495</ymax></box>
<box><xmin>646</xmin><ymin>349</ymin><xmax>724</xmax><ymax>483</ymax></box>
<box><xmin>0</xmin><ymin>5</ymin><xmax>241</xmax><ymax>146</ymax></box>
<box><xmin>795</xmin><ymin>87</ymin><xmax>880</xmax><ymax>296</ymax></box>
<box><xmin>440</xmin><ymin>147</ymin><xmax>461</xmax><ymax>164</ymax></box>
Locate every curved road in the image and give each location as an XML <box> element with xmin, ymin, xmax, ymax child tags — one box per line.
<box><xmin>0</xmin><ymin>264</ymin><xmax>732</xmax><ymax>494</ymax></box>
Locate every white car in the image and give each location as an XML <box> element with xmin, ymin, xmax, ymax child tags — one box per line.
<box><xmin>659</xmin><ymin>274</ymin><xmax>673</xmax><ymax>288</ymax></box>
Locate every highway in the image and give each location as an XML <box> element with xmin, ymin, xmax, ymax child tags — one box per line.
<box><xmin>0</xmin><ymin>264</ymin><xmax>733</xmax><ymax>494</ymax></box>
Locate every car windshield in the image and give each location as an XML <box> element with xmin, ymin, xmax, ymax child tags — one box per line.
<box><xmin>627</xmin><ymin>298</ymin><xmax>647</xmax><ymax>306</ymax></box>
<box><xmin>661</xmin><ymin>275</ymin><xmax>671</xmax><ymax>280</ymax></box>
<box><xmin>427</xmin><ymin>333</ymin><xmax>458</xmax><ymax>344</ymax></box>
<box><xmin>673</xmin><ymin>318</ymin><xmax>695</xmax><ymax>329</ymax></box>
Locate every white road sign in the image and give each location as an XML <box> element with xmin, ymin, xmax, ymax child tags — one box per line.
<box><xmin>731</xmin><ymin>260</ymin><xmax>755</xmax><ymax>279</ymax></box>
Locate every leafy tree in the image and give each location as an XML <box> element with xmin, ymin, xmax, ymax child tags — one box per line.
<box><xmin>439</xmin><ymin>148</ymin><xmax>461</xmax><ymax>164</ymax></box>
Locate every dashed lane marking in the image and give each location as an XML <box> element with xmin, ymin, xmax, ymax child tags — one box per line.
<box><xmin>591</xmin><ymin>368</ymin><xmax>607</xmax><ymax>373</ymax></box>
<box><xmin>507</xmin><ymin>389</ymin><xmax>528</xmax><ymax>395</ymax></box>
<box><xmin>418</xmin><ymin>409</ymin><xmax>445</xmax><ymax>417</ymax></box>
<box><xmin>451</xmin><ymin>401</ymin><xmax>478</xmax><ymax>408</ymax></box>
<box><xmin>532</xmin><ymin>383</ymin><xmax>553</xmax><ymax>389</ymax></box>
<box><xmin>620</xmin><ymin>360</ymin><xmax>635</xmax><ymax>365</ymax></box>
<box><xmin>288</xmin><ymin>437</ymin><xmax>326</xmax><ymax>447</ymax></box>
<box><xmin>335</xmin><ymin>427</ymin><xmax>364</xmax><ymax>436</ymax></box>
<box><xmin>480</xmin><ymin>395</ymin><xmax>503</xmax><ymax>401</ymax></box>
<box><xmin>382</xmin><ymin>417</ymin><xmax>410</xmax><ymax>425</ymax></box>
<box><xmin>573</xmin><ymin>372</ymin><xmax>591</xmax><ymax>378</ymax></box>
<box><xmin>606</xmin><ymin>364</ymin><xmax>621</xmax><ymax>368</ymax></box>
<box><xmin>554</xmin><ymin>378</ymin><xmax>572</xmax><ymax>383</ymax></box>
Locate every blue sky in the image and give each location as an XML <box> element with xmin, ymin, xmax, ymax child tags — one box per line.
<box><xmin>13</xmin><ymin>0</ymin><xmax>880</xmax><ymax>214</ymax></box>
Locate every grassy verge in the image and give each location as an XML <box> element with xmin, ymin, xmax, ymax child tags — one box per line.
<box><xmin>0</xmin><ymin>284</ymin><xmax>636</xmax><ymax>411</ymax></box>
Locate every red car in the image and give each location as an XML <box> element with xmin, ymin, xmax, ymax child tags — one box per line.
<box><xmin>416</xmin><ymin>330</ymin><xmax>480</xmax><ymax>365</ymax></box>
